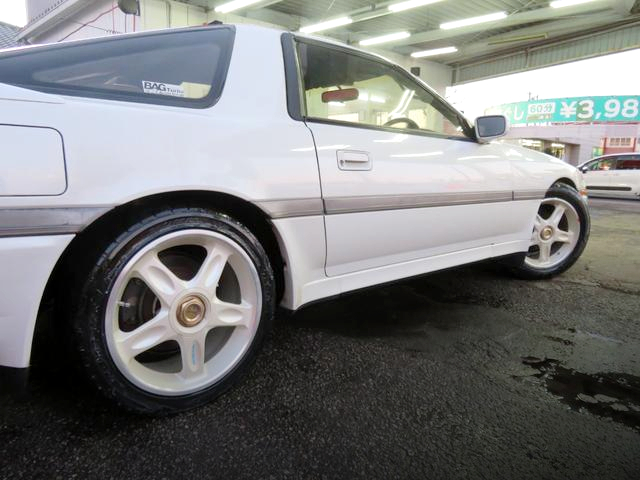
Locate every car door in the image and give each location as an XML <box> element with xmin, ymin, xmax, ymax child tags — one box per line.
<box><xmin>296</xmin><ymin>40</ymin><xmax>532</xmax><ymax>277</ymax></box>
<box><xmin>610</xmin><ymin>155</ymin><xmax>640</xmax><ymax>197</ymax></box>
<box><xmin>583</xmin><ymin>157</ymin><xmax>616</xmax><ymax>195</ymax></box>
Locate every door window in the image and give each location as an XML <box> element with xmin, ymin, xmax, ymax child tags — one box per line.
<box><xmin>587</xmin><ymin>158</ymin><xmax>617</xmax><ymax>171</ymax></box>
<box><xmin>297</xmin><ymin>42</ymin><xmax>471</xmax><ymax>139</ymax></box>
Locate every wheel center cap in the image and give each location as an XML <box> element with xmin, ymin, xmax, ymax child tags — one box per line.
<box><xmin>540</xmin><ymin>226</ymin><xmax>554</xmax><ymax>241</ymax></box>
<box><xmin>177</xmin><ymin>295</ymin><xmax>206</xmax><ymax>327</ymax></box>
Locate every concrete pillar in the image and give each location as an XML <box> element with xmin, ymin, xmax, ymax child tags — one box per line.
<box><xmin>566</xmin><ymin>145</ymin><xmax>581</xmax><ymax>166</ymax></box>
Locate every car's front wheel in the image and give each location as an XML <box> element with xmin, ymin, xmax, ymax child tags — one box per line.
<box><xmin>511</xmin><ymin>184</ymin><xmax>590</xmax><ymax>280</ymax></box>
<box><xmin>70</xmin><ymin>208</ymin><xmax>275</xmax><ymax>414</ymax></box>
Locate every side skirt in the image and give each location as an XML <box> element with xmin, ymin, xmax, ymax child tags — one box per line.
<box><xmin>282</xmin><ymin>251</ymin><xmax>528</xmax><ymax>313</ymax></box>
<box><xmin>291</xmin><ymin>240</ymin><xmax>530</xmax><ymax>310</ymax></box>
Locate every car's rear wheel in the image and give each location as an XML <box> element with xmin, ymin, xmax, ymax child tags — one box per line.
<box><xmin>70</xmin><ymin>208</ymin><xmax>274</xmax><ymax>414</ymax></box>
<box><xmin>511</xmin><ymin>184</ymin><xmax>590</xmax><ymax>280</ymax></box>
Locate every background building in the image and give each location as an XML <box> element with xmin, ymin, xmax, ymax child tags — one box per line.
<box><xmin>487</xmin><ymin>95</ymin><xmax>640</xmax><ymax>165</ymax></box>
<box><xmin>0</xmin><ymin>20</ymin><xmax>20</xmax><ymax>48</ymax></box>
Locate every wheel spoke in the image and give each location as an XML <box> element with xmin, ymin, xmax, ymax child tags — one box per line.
<box><xmin>115</xmin><ymin>311</ymin><xmax>174</xmax><ymax>361</ymax></box>
<box><xmin>530</xmin><ymin>214</ymin><xmax>544</xmax><ymax>245</ymax></box>
<box><xmin>538</xmin><ymin>242</ymin><xmax>552</xmax><ymax>263</ymax></box>
<box><xmin>191</xmin><ymin>243</ymin><xmax>232</xmax><ymax>294</ymax></box>
<box><xmin>106</xmin><ymin>229</ymin><xmax>263</xmax><ymax>397</ymax></box>
<box><xmin>211</xmin><ymin>300</ymin><xmax>254</xmax><ymax>329</ymax></box>
<box><xmin>555</xmin><ymin>230</ymin><xmax>573</xmax><ymax>244</ymax></box>
<box><xmin>525</xmin><ymin>198</ymin><xmax>581</xmax><ymax>270</ymax></box>
<box><xmin>549</xmin><ymin>204</ymin><xmax>566</xmax><ymax>227</ymax></box>
<box><xmin>179</xmin><ymin>333</ymin><xmax>207</xmax><ymax>379</ymax></box>
<box><xmin>132</xmin><ymin>253</ymin><xmax>185</xmax><ymax>307</ymax></box>
<box><xmin>530</xmin><ymin>231</ymin><xmax>540</xmax><ymax>245</ymax></box>
<box><xmin>534</xmin><ymin>214</ymin><xmax>544</xmax><ymax>230</ymax></box>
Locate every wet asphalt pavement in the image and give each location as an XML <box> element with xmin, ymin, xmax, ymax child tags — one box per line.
<box><xmin>2</xmin><ymin>198</ymin><xmax>640</xmax><ymax>479</ymax></box>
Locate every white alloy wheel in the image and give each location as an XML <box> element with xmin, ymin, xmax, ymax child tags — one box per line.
<box><xmin>104</xmin><ymin>229</ymin><xmax>262</xmax><ymax>396</ymax></box>
<box><xmin>524</xmin><ymin>198</ymin><xmax>581</xmax><ymax>270</ymax></box>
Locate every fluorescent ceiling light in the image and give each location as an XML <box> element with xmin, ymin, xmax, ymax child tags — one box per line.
<box><xmin>550</xmin><ymin>0</ymin><xmax>598</xmax><ymax>7</ymax></box>
<box><xmin>388</xmin><ymin>0</ymin><xmax>443</xmax><ymax>13</ymax></box>
<box><xmin>215</xmin><ymin>0</ymin><xmax>262</xmax><ymax>13</ymax></box>
<box><xmin>411</xmin><ymin>46</ymin><xmax>458</xmax><ymax>57</ymax></box>
<box><xmin>440</xmin><ymin>12</ymin><xmax>507</xmax><ymax>30</ymax></box>
<box><xmin>360</xmin><ymin>31</ymin><xmax>411</xmax><ymax>46</ymax></box>
<box><xmin>300</xmin><ymin>17</ymin><xmax>353</xmax><ymax>33</ymax></box>
<box><xmin>390</xmin><ymin>89</ymin><xmax>415</xmax><ymax>117</ymax></box>
<box><xmin>359</xmin><ymin>92</ymin><xmax>386</xmax><ymax>103</ymax></box>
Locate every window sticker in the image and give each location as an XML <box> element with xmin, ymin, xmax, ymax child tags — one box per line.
<box><xmin>142</xmin><ymin>80</ymin><xmax>185</xmax><ymax>97</ymax></box>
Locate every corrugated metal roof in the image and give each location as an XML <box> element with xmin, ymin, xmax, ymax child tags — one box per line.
<box><xmin>272</xmin><ymin>0</ymin><xmax>549</xmax><ymax>37</ymax></box>
<box><xmin>343</xmin><ymin>0</ymin><xmax>544</xmax><ymax>36</ymax></box>
<box><xmin>455</xmin><ymin>22</ymin><xmax>640</xmax><ymax>83</ymax></box>
<box><xmin>0</xmin><ymin>21</ymin><xmax>20</xmax><ymax>49</ymax></box>
<box><xmin>270</xmin><ymin>0</ymin><xmax>374</xmax><ymax>19</ymax></box>
<box><xmin>260</xmin><ymin>0</ymin><xmax>640</xmax><ymax>81</ymax></box>
<box><xmin>16</xmin><ymin>0</ymin><xmax>640</xmax><ymax>83</ymax></box>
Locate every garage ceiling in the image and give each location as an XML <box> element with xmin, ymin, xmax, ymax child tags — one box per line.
<box><xmin>208</xmin><ymin>0</ymin><xmax>640</xmax><ymax>82</ymax></box>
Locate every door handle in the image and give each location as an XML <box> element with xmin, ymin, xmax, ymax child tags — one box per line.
<box><xmin>337</xmin><ymin>150</ymin><xmax>372</xmax><ymax>171</ymax></box>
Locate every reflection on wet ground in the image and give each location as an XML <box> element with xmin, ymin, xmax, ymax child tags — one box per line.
<box><xmin>522</xmin><ymin>356</ymin><xmax>640</xmax><ymax>432</ymax></box>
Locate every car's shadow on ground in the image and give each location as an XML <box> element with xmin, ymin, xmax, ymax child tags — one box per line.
<box><xmin>4</xmin><ymin>262</ymin><xmax>504</xmax><ymax>425</ymax></box>
<box><xmin>282</xmin><ymin>262</ymin><xmax>508</xmax><ymax>338</ymax></box>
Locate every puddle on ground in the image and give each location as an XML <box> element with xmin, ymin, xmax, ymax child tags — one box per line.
<box><xmin>521</xmin><ymin>357</ymin><xmax>640</xmax><ymax>432</ymax></box>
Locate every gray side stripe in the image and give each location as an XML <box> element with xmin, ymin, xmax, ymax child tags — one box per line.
<box><xmin>324</xmin><ymin>191</ymin><xmax>516</xmax><ymax>215</ymax></box>
<box><xmin>0</xmin><ymin>189</ymin><xmax>546</xmax><ymax>236</ymax></box>
<box><xmin>513</xmin><ymin>189</ymin><xmax>547</xmax><ymax>201</ymax></box>
<box><xmin>0</xmin><ymin>207</ymin><xmax>110</xmax><ymax>237</ymax></box>
<box><xmin>256</xmin><ymin>198</ymin><xmax>325</xmax><ymax>219</ymax></box>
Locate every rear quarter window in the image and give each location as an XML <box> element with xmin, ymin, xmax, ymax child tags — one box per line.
<box><xmin>0</xmin><ymin>26</ymin><xmax>235</xmax><ymax>108</ymax></box>
<box><xmin>618</xmin><ymin>155</ymin><xmax>640</xmax><ymax>170</ymax></box>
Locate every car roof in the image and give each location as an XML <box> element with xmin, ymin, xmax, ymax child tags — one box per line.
<box><xmin>3</xmin><ymin>22</ymin><xmax>389</xmax><ymax>64</ymax></box>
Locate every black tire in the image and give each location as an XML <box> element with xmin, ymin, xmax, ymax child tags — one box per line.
<box><xmin>510</xmin><ymin>184</ymin><xmax>590</xmax><ymax>280</ymax></box>
<box><xmin>69</xmin><ymin>208</ymin><xmax>275</xmax><ymax>415</ymax></box>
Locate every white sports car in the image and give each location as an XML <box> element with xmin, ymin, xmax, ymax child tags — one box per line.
<box><xmin>0</xmin><ymin>24</ymin><xmax>589</xmax><ymax>414</ymax></box>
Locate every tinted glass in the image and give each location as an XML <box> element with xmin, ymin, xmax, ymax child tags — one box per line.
<box><xmin>0</xmin><ymin>27</ymin><xmax>234</xmax><ymax>108</ymax></box>
<box><xmin>297</xmin><ymin>42</ymin><xmax>470</xmax><ymax>138</ymax></box>
<box><xmin>618</xmin><ymin>156</ymin><xmax>640</xmax><ymax>170</ymax></box>
<box><xmin>476</xmin><ymin>116</ymin><xmax>506</xmax><ymax>138</ymax></box>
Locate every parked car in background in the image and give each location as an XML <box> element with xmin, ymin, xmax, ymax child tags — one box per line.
<box><xmin>0</xmin><ymin>24</ymin><xmax>590</xmax><ymax>414</ymax></box>
<box><xmin>579</xmin><ymin>153</ymin><xmax>640</xmax><ymax>199</ymax></box>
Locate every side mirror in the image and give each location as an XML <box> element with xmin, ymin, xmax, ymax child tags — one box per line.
<box><xmin>580</xmin><ymin>166</ymin><xmax>588</xmax><ymax>173</ymax></box>
<box><xmin>475</xmin><ymin>115</ymin><xmax>508</xmax><ymax>144</ymax></box>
